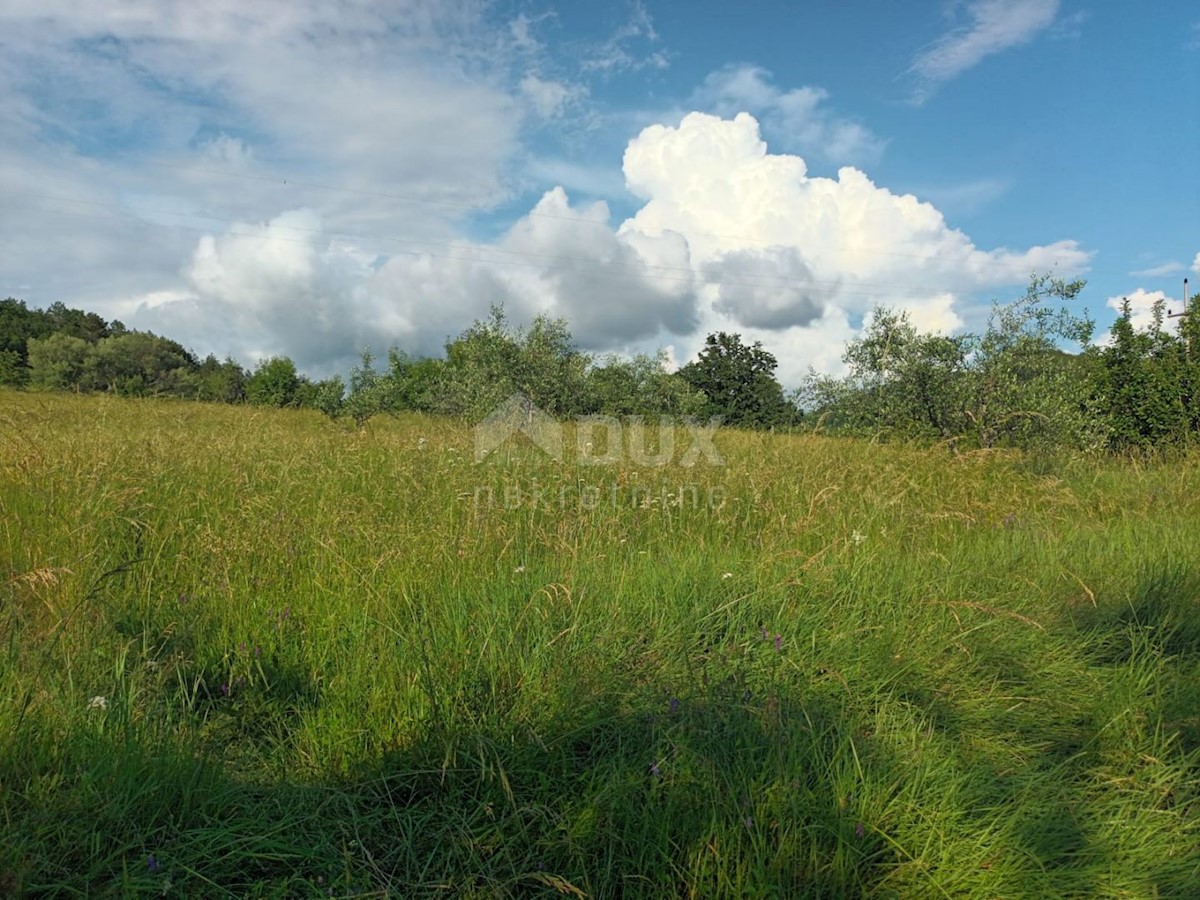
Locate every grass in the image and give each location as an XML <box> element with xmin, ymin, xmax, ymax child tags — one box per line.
<box><xmin>1</xmin><ymin>388</ymin><xmax>1198</xmax><ymax>897</ymax></box>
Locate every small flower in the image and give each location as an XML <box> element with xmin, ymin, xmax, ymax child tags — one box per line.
<box><xmin>87</xmin><ymin>695</ymin><xmax>108</xmax><ymax>711</ymax></box>
<box><xmin>668</xmin><ymin>697</ymin><xmax>680</xmax><ymax>714</ymax></box>
<box><xmin>147</xmin><ymin>854</ymin><xmax>159</xmax><ymax>873</ymax></box>
<box><xmin>774</xmin><ymin>634</ymin><xmax>783</xmax><ymax>652</ymax></box>
<box><xmin>855</xmin><ymin>821</ymin><xmax>866</xmax><ymax>839</ymax></box>
<box><xmin>744</xmin><ymin>816</ymin><xmax>755</xmax><ymax>829</ymax></box>
<box><xmin>178</xmin><ymin>593</ymin><xmax>189</xmax><ymax>605</ymax></box>
<box><xmin>650</xmin><ymin>762</ymin><xmax>661</xmax><ymax>777</ymax></box>
<box><xmin>417</xmin><ymin>437</ymin><xmax>428</xmax><ymax>449</ymax></box>
<box><xmin>220</xmin><ymin>682</ymin><xmax>231</xmax><ymax>696</ymax></box>
<box><xmin>512</xmin><ymin>565</ymin><xmax>526</xmax><ymax>574</ymax></box>
<box><xmin>851</xmin><ymin>529</ymin><xmax>866</xmax><ymax>546</ymax></box>
<box><xmin>721</xmin><ymin>572</ymin><xmax>733</xmax><ymax>580</ymax></box>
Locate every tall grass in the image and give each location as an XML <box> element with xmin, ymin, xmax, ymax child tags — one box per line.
<box><xmin>1</xmin><ymin>390</ymin><xmax>1198</xmax><ymax>896</ymax></box>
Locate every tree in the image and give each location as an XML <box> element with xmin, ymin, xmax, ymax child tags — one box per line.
<box><xmin>343</xmin><ymin>350</ymin><xmax>388</xmax><ymax>427</ymax></box>
<box><xmin>192</xmin><ymin>355</ymin><xmax>247</xmax><ymax>403</ymax></box>
<box><xmin>26</xmin><ymin>333</ymin><xmax>91</xmax><ymax>391</ymax></box>
<box><xmin>434</xmin><ymin>305</ymin><xmax>590</xmax><ymax>420</ymax></box>
<box><xmin>246</xmin><ymin>357</ymin><xmax>300</xmax><ymax>407</ymax></box>
<box><xmin>818</xmin><ymin>307</ymin><xmax>970</xmax><ymax>439</ymax></box>
<box><xmin>586</xmin><ymin>351</ymin><xmax>706</xmax><ymax>417</ymax></box>
<box><xmin>678</xmin><ymin>332</ymin><xmax>795</xmax><ymax>428</ymax></box>
<box><xmin>802</xmin><ymin>275</ymin><xmax>1104</xmax><ymax>450</ymax></box>
<box><xmin>0</xmin><ymin>350</ymin><xmax>28</xmax><ymax>387</ymax></box>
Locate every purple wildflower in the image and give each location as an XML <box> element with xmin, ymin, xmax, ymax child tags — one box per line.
<box><xmin>147</xmin><ymin>854</ymin><xmax>159</xmax><ymax>873</ymax></box>
<box><xmin>220</xmin><ymin>682</ymin><xmax>230</xmax><ymax>696</ymax></box>
<box><xmin>855</xmin><ymin>822</ymin><xmax>865</xmax><ymax>839</ymax></box>
<box><xmin>669</xmin><ymin>698</ymin><xmax>680</xmax><ymax>715</ymax></box>
<box><xmin>774</xmin><ymin>634</ymin><xmax>783</xmax><ymax>652</ymax></box>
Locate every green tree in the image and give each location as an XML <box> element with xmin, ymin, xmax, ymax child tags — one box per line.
<box><xmin>192</xmin><ymin>355</ymin><xmax>247</xmax><ymax>403</ymax></box>
<box><xmin>818</xmin><ymin>307</ymin><xmax>970</xmax><ymax>439</ymax></box>
<box><xmin>246</xmin><ymin>357</ymin><xmax>300</xmax><ymax>407</ymax></box>
<box><xmin>678</xmin><ymin>332</ymin><xmax>795</xmax><ymax>429</ymax></box>
<box><xmin>343</xmin><ymin>350</ymin><xmax>389</xmax><ymax>427</ymax></box>
<box><xmin>587</xmin><ymin>351</ymin><xmax>706</xmax><ymax>417</ymax></box>
<box><xmin>0</xmin><ymin>349</ymin><xmax>28</xmax><ymax>387</ymax></box>
<box><xmin>435</xmin><ymin>306</ymin><xmax>590</xmax><ymax>420</ymax></box>
<box><xmin>81</xmin><ymin>332</ymin><xmax>198</xmax><ymax>396</ymax></box>
<box><xmin>26</xmin><ymin>333</ymin><xmax>91</xmax><ymax>391</ymax></box>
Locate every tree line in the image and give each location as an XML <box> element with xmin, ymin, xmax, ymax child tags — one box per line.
<box><xmin>0</xmin><ymin>299</ymin><xmax>796</xmax><ymax>429</ymax></box>
<box><xmin>3</xmin><ymin>275</ymin><xmax>1198</xmax><ymax>452</ymax></box>
<box><xmin>801</xmin><ymin>276</ymin><xmax>1200</xmax><ymax>452</ymax></box>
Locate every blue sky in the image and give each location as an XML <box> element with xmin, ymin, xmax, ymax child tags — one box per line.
<box><xmin>0</xmin><ymin>0</ymin><xmax>1196</xmax><ymax>382</ymax></box>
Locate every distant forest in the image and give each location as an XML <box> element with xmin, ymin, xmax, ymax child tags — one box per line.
<box><xmin>3</xmin><ymin>274</ymin><xmax>1199</xmax><ymax>451</ymax></box>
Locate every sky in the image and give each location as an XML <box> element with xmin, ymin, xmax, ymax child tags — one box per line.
<box><xmin>1</xmin><ymin>0</ymin><xmax>1197</xmax><ymax>384</ymax></box>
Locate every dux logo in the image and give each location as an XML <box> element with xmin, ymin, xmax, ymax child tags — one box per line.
<box><xmin>474</xmin><ymin>393</ymin><xmax>564</xmax><ymax>462</ymax></box>
<box><xmin>474</xmin><ymin>393</ymin><xmax>723</xmax><ymax>466</ymax></box>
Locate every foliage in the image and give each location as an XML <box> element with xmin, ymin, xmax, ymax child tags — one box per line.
<box><xmin>678</xmin><ymin>332</ymin><xmax>796</xmax><ymax>428</ymax></box>
<box><xmin>433</xmin><ymin>305</ymin><xmax>591</xmax><ymax>420</ymax></box>
<box><xmin>26</xmin><ymin>333</ymin><xmax>91</xmax><ymax>391</ymax></box>
<box><xmin>586</xmin><ymin>350</ymin><xmax>706</xmax><ymax>418</ymax></box>
<box><xmin>805</xmin><ymin>276</ymin><xmax>1105</xmax><ymax>450</ymax></box>
<box><xmin>1096</xmin><ymin>295</ymin><xmax>1197</xmax><ymax>449</ymax></box>
<box><xmin>246</xmin><ymin>356</ymin><xmax>301</xmax><ymax>408</ymax></box>
<box><xmin>0</xmin><ymin>350</ymin><xmax>28</xmax><ymax>387</ymax></box>
<box><xmin>192</xmin><ymin>355</ymin><xmax>248</xmax><ymax>404</ymax></box>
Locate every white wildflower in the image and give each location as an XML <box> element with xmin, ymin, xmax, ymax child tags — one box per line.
<box><xmin>513</xmin><ymin>565</ymin><xmax>526</xmax><ymax>574</ymax></box>
<box><xmin>721</xmin><ymin>572</ymin><xmax>734</xmax><ymax>580</ymax></box>
<box><xmin>87</xmin><ymin>695</ymin><xmax>108</xmax><ymax>711</ymax></box>
<box><xmin>851</xmin><ymin>529</ymin><xmax>867</xmax><ymax>546</ymax></box>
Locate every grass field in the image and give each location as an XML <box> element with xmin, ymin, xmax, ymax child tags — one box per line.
<box><xmin>2</xmin><ymin>389</ymin><xmax>1199</xmax><ymax>897</ymax></box>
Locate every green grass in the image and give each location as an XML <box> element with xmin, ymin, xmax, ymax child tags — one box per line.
<box><xmin>2</xmin><ymin>389</ymin><xmax>1198</xmax><ymax>897</ymax></box>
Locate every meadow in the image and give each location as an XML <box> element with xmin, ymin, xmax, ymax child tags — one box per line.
<box><xmin>1</xmin><ymin>389</ymin><xmax>1198</xmax><ymax>897</ymax></box>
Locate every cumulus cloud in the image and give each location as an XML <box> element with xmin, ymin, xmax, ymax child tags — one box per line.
<box><xmin>1094</xmin><ymin>289</ymin><xmax>1172</xmax><ymax>345</ymax></box>
<box><xmin>127</xmin><ymin>111</ymin><xmax>1087</xmax><ymax>384</ymax></box>
<box><xmin>910</xmin><ymin>0</ymin><xmax>1061</xmax><ymax>103</ymax></box>
<box><xmin>693</xmin><ymin>66</ymin><xmax>885</xmax><ymax>167</ymax></box>
<box><xmin>620</xmin><ymin>112</ymin><xmax>1083</xmax><ymax>381</ymax></box>
<box><xmin>1193</xmin><ymin>252</ymin><xmax>1200</xmax><ymax>275</ymax></box>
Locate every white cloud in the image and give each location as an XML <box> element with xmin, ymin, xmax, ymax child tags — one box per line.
<box><xmin>900</xmin><ymin>177</ymin><xmax>1012</xmax><ymax>216</ymax></box>
<box><xmin>693</xmin><ymin>66</ymin><xmax>885</xmax><ymax>167</ymax></box>
<box><xmin>1192</xmin><ymin>252</ymin><xmax>1200</xmax><ymax>275</ymax></box>
<box><xmin>1096</xmin><ymin>289</ymin><xmax>1172</xmax><ymax>344</ymax></box>
<box><xmin>580</xmin><ymin>0</ymin><xmax>670</xmax><ymax>74</ymax></box>
<box><xmin>127</xmin><ymin>111</ymin><xmax>1088</xmax><ymax>384</ymax></box>
<box><xmin>619</xmin><ymin>112</ymin><xmax>1084</xmax><ymax>381</ymax></box>
<box><xmin>910</xmin><ymin>0</ymin><xmax>1061</xmax><ymax>102</ymax></box>
<box><xmin>1130</xmin><ymin>261</ymin><xmax>1185</xmax><ymax>278</ymax></box>
<box><xmin>520</xmin><ymin>74</ymin><xmax>581</xmax><ymax>118</ymax></box>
